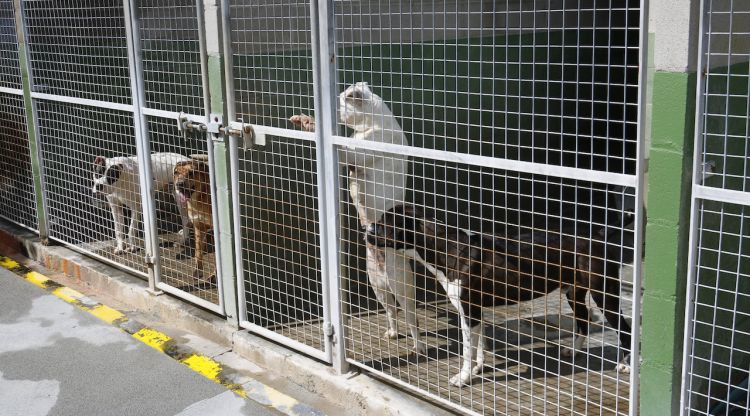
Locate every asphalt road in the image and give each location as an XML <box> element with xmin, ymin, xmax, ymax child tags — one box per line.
<box><xmin>0</xmin><ymin>266</ymin><xmax>279</xmax><ymax>416</ymax></box>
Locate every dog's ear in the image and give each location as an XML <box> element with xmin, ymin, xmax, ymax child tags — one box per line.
<box><xmin>93</xmin><ymin>156</ymin><xmax>106</xmax><ymax>175</ymax></box>
<box><xmin>194</xmin><ymin>160</ymin><xmax>210</xmax><ymax>174</ymax></box>
<box><xmin>106</xmin><ymin>163</ymin><xmax>123</xmax><ymax>185</ymax></box>
<box><xmin>174</xmin><ymin>160</ymin><xmax>192</xmax><ymax>175</ymax></box>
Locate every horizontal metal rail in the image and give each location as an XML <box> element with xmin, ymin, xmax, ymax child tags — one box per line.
<box><xmin>693</xmin><ymin>184</ymin><xmax>750</xmax><ymax>206</ymax></box>
<box><xmin>332</xmin><ymin>135</ymin><xmax>638</xmax><ymax>187</ymax></box>
<box><xmin>30</xmin><ymin>92</ymin><xmax>134</xmax><ymax>113</ymax></box>
<box><xmin>0</xmin><ymin>87</ymin><xmax>23</xmax><ymax>96</ymax></box>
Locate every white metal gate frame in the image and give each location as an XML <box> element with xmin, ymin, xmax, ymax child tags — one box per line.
<box><xmin>222</xmin><ymin>0</ymin><xmax>650</xmax><ymax>414</ymax></box>
<box><xmin>680</xmin><ymin>0</ymin><xmax>750</xmax><ymax>413</ymax></box>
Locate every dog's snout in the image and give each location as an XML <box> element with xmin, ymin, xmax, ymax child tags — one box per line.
<box><xmin>366</xmin><ymin>223</ymin><xmax>376</xmax><ymax>235</ymax></box>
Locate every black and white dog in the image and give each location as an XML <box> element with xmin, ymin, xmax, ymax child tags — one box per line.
<box><xmin>366</xmin><ymin>204</ymin><xmax>632</xmax><ymax>387</ymax></box>
<box><xmin>92</xmin><ymin>153</ymin><xmax>192</xmax><ymax>255</ymax></box>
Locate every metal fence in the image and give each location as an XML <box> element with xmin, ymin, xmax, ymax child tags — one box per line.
<box><xmin>0</xmin><ymin>1</ymin><xmax>649</xmax><ymax>414</ymax></box>
<box><xmin>681</xmin><ymin>1</ymin><xmax>750</xmax><ymax>414</ymax></box>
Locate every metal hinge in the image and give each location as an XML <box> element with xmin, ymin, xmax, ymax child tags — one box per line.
<box><xmin>323</xmin><ymin>321</ymin><xmax>334</xmax><ymax>338</ymax></box>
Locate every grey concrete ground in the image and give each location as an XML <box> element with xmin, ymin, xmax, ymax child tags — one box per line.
<box><xmin>0</xmin><ymin>266</ymin><xmax>279</xmax><ymax>416</ymax></box>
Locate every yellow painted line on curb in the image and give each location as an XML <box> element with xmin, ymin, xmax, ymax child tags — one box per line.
<box><xmin>24</xmin><ymin>271</ymin><xmax>50</xmax><ymax>288</ymax></box>
<box><xmin>132</xmin><ymin>328</ymin><xmax>172</xmax><ymax>352</ymax></box>
<box><xmin>88</xmin><ymin>304</ymin><xmax>126</xmax><ymax>324</ymax></box>
<box><xmin>52</xmin><ymin>286</ymin><xmax>85</xmax><ymax>304</ymax></box>
<box><xmin>0</xmin><ymin>257</ymin><xmax>20</xmax><ymax>269</ymax></box>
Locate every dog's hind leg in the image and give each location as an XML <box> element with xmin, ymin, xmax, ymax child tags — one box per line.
<box><xmin>366</xmin><ymin>246</ymin><xmax>399</xmax><ymax>339</ymax></box>
<box><xmin>448</xmin><ymin>282</ymin><xmax>473</xmax><ymax>387</ymax></box>
<box><xmin>562</xmin><ymin>286</ymin><xmax>592</xmax><ymax>357</ymax></box>
<box><xmin>590</xmin><ymin>265</ymin><xmax>632</xmax><ymax>373</ymax></box>
<box><xmin>385</xmin><ymin>248</ymin><xmax>425</xmax><ymax>354</ymax></box>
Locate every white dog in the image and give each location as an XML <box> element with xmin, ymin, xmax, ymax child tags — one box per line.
<box><xmin>92</xmin><ymin>152</ymin><xmax>191</xmax><ymax>255</ymax></box>
<box><xmin>290</xmin><ymin>82</ymin><xmax>424</xmax><ymax>354</ymax></box>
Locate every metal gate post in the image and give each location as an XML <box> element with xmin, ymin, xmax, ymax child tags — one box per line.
<box><xmin>12</xmin><ymin>0</ymin><xmax>49</xmax><ymax>243</ymax></box>
<box><xmin>123</xmin><ymin>0</ymin><xmax>161</xmax><ymax>293</ymax></box>
<box><xmin>311</xmin><ymin>0</ymin><xmax>348</xmax><ymax>373</ymax></box>
<box><xmin>198</xmin><ymin>0</ymin><xmax>237</xmax><ymax>323</ymax></box>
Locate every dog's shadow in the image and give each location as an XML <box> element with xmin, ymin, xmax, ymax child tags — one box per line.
<box><xmin>362</xmin><ymin>310</ymin><xmax>623</xmax><ymax>383</ymax></box>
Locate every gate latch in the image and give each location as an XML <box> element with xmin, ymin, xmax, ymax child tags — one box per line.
<box><xmin>700</xmin><ymin>160</ymin><xmax>717</xmax><ymax>182</ymax></box>
<box><xmin>222</xmin><ymin>121</ymin><xmax>265</xmax><ymax>148</ymax></box>
<box><xmin>323</xmin><ymin>321</ymin><xmax>334</xmax><ymax>338</ymax></box>
<box><xmin>176</xmin><ymin>112</ymin><xmax>207</xmax><ymax>134</ymax></box>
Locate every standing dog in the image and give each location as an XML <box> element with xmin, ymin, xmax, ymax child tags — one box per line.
<box><xmin>290</xmin><ymin>82</ymin><xmax>424</xmax><ymax>354</ymax></box>
<box><xmin>92</xmin><ymin>152</ymin><xmax>191</xmax><ymax>255</ymax></box>
<box><xmin>366</xmin><ymin>204</ymin><xmax>632</xmax><ymax>386</ymax></box>
<box><xmin>173</xmin><ymin>155</ymin><xmax>213</xmax><ymax>279</ymax></box>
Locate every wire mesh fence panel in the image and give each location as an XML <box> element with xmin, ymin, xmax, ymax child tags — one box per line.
<box><xmin>229</xmin><ymin>0</ymin><xmax>314</xmax><ymax>128</ymax></box>
<box><xmin>139</xmin><ymin>0</ymin><xmax>204</xmax><ymax>115</ymax></box>
<box><xmin>339</xmin><ymin>150</ymin><xmax>636</xmax><ymax>415</ymax></box>
<box><xmin>0</xmin><ymin>0</ymin><xmax>21</xmax><ymax>89</ymax></box>
<box><xmin>332</xmin><ymin>1</ymin><xmax>642</xmax><ymax>414</ymax></box>
<box><xmin>23</xmin><ymin>0</ymin><xmax>131</xmax><ymax>104</ymax></box>
<box><xmin>138</xmin><ymin>1</ymin><xmax>218</xmax><ymax>305</ymax></box>
<box><xmin>147</xmin><ymin>116</ymin><xmax>218</xmax><ymax>305</ymax></box>
<box><xmin>699</xmin><ymin>2</ymin><xmax>750</xmax><ymax>193</ymax></box>
<box><xmin>683</xmin><ymin>2</ymin><xmax>750</xmax><ymax>415</ymax></box>
<box><xmin>0</xmin><ymin>93</ymin><xmax>37</xmax><ymax>230</ymax></box>
<box><xmin>237</xmin><ymin>136</ymin><xmax>325</xmax><ymax>353</ymax></box>
<box><xmin>334</xmin><ymin>1</ymin><xmax>640</xmax><ymax>175</ymax></box>
<box><xmin>36</xmin><ymin>101</ymin><xmax>146</xmax><ymax>276</ymax></box>
<box><xmin>684</xmin><ymin>201</ymin><xmax>750</xmax><ymax>415</ymax></box>
<box><xmin>229</xmin><ymin>1</ymin><xmax>326</xmax><ymax>354</ymax></box>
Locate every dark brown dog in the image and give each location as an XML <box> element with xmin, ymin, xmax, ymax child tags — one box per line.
<box><xmin>173</xmin><ymin>155</ymin><xmax>212</xmax><ymax>279</ymax></box>
<box><xmin>366</xmin><ymin>204</ymin><xmax>632</xmax><ymax>386</ymax></box>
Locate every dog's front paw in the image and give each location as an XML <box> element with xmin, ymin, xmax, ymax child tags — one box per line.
<box><xmin>449</xmin><ymin>370</ymin><xmax>472</xmax><ymax>387</ymax></box>
<box><xmin>114</xmin><ymin>247</ymin><xmax>125</xmax><ymax>255</ymax></box>
<box><xmin>125</xmin><ymin>245</ymin><xmax>139</xmax><ymax>253</ymax></box>
<box><xmin>617</xmin><ymin>354</ymin><xmax>631</xmax><ymax>374</ymax></box>
<box><xmin>561</xmin><ymin>346</ymin><xmax>574</xmax><ymax>357</ymax></box>
<box><xmin>413</xmin><ymin>340</ymin><xmax>427</xmax><ymax>356</ymax></box>
<box><xmin>383</xmin><ymin>328</ymin><xmax>398</xmax><ymax>339</ymax></box>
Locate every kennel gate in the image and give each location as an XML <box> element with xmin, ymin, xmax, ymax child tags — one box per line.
<box><xmin>680</xmin><ymin>1</ymin><xmax>750</xmax><ymax>414</ymax></box>
<box><xmin>222</xmin><ymin>1</ymin><xmax>648</xmax><ymax>415</ymax></box>
<box><xmin>4</xmin><ymin>0</ymin><xmax>229</xmax><ymax>314</ymax></box>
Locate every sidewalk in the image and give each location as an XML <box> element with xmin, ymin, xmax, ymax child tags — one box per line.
<box><xmin>0</xmin><ymin>263</ymin><xmax>301</xmax><ymax>416</ymax></box>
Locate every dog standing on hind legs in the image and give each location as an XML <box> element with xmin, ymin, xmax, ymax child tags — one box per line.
<box><xmin>290</xmin><ymin>82</ymin><xmax>425</xmax><ymax>354</ymax></box>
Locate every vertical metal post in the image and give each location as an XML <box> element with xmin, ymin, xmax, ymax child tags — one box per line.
<box><xmin>311</xmin><ymin>0</ymin><xmax>348</xmax><ymax>373</ymax></box>
<box><xmin>13</xmin><ymin>0</ymin><xmax>49</xmax><ymax>243</ymax></box>
<box><xmin>629</xmin><ymin>1</ymin><xmax>650</xmax><ymax>414</ymax></box>
<box><xmin>123</xmin><ymin>0</ymin><xmax>161</xmax><ymax>293</ymax></box>
<box><xmin>200</xmin><ymin>0</ymin><xmax>237</xmax><ymax>323</ymax></box>
<box><xmin>680</xmin><ymin>0</ymin><xmax>709</xmax><ymax>411</ymax></box>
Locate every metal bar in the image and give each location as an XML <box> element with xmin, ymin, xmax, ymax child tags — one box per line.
<box><xmin>332</xmin><ymin>135</ymin><xmax>639</xmax><ymax>188</ymax></box>
<box><xmin>0</xmin><ymin>86</ymin><xmax>23</xmax><ymax>96</ymax></box>
<box><xmin>156</xmin><ymin>281</ymin><xmax>225</xmax><ymax>314</ymax></box>
<box><xmin>49</xmin><ymin>235</ymin><xmax>148</xmax><ymax>278</ymax></box>
<box><xmin>248</xmin><ymin>124</ymin><xmax>316</xmax><ymax>143</ymax></box>
<box><xmin>629</xmin><ymin>2</ymin><xmax>650</xmax><ymax>414</ymax></box>
<box><xmin>693</xmin><ymin>185</ymin><xmax>750</xmax><ymax>206</ymax></box>
<box><xmin>123</xmin><ymin>0</ymin><xmax>161</xmax><ymax>293</ymax></box>
<box><xmin>13</xmin><ymin>0</ymin><xmax>49</xmax><ymax>242</ymax></box>
<box><xmin>680</xmin><ymin>0</ymin><xmax>710</xmax><ymax>411</ymax></box>
<box><xmin>346</xmin><ymin>360</ymin><xmax>483</xmax><ymax>416</ymax></box>
<box><xmin>238</xmin><ymin>320</ymin><xmax>330</xmax><ymax>363</ymax></box>
<box><xmin>200</xmin><ymin>0</ymin><xmax>235</xmax><ymax>320</ymax></box>
<box><xmin>315</xmin><ymin>0</ymin><xmax>347</xmax><ymax>373</ymax></box>
<box><xmin>218</xmin><ymin>0</ymin><xmax>248</xmax><ymax>333</ymax></box>
<box><xmin>30</xmin><ymin>92</ymin><xmax>135</xmax><ymax>113</ymax></box>
<box><xmin>141</xmin><ymin>107</ymin><xmax>205</xmax><ymax>125</ymax></box>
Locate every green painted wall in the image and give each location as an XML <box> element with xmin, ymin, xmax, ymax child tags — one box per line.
<box><xmin>641</xmin><ymin>71</ymin><xmax>696</xmax><ymax>416</ymax></box>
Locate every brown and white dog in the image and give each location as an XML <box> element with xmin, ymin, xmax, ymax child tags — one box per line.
<box><xmin>366</xmin><ymin>204</ymin><xmax>632</xmax><ymax>386</ymax></box>
<box><xmin>173</xmin><ymin>155</ymin><xmax>213</xmax><ymax>278</ymax></box>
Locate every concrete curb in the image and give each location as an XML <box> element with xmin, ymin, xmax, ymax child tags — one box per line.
<box><xmin>0</xmin><ymin>220</ymin><xmax>454</xmax><ymax>416</ymax></box>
